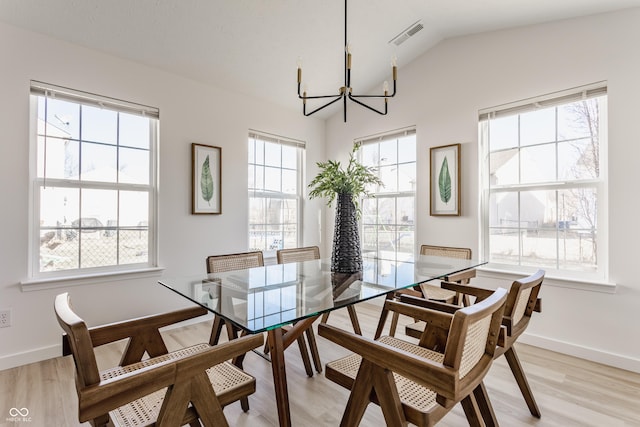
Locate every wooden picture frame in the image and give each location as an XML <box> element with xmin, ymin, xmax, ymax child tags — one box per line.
<box><xmin>192</xmin><ymin>143</ymin><xmax>221</xmax><ymax>214</ymax></box>
<box><xmin>430</xmin><ymin>143</ymin><xmax>460</xmax><ymax>216</ymax></box>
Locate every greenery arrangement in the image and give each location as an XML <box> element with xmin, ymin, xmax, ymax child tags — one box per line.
<box><xmin>308</xmin><ymin>142</ymin><xmax>383</xmax><ymax>213</ymax></box>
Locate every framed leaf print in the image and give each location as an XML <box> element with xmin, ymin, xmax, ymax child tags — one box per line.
<box><xmin>192</xmin><ymin>143</ymin><xmax>222</xmax><ymax>214</ymax></box>
<box><xmin>430</xmin><ymin>143</ymin><xmax>460</xmax><ymax>216</ymax></box>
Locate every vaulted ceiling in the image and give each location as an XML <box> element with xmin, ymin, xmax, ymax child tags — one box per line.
<box><xmin>1</xmin><ymin>0</ymin><xmax>639</xmax><ymax>118</ymax></box>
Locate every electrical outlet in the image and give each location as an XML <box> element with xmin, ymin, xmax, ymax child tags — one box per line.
<box><xmin>0</xmin><ymin>309</ymin><xmax>11</xmax><ymax>328</ymax></box>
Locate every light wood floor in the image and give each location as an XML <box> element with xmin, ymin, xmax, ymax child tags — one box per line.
<box><xmin>1</xmin><ymin>300</ymin><xmax>639</xmax><ymax>427</ymax></box>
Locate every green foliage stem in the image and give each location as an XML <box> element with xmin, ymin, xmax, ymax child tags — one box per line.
<box><xmin>308</xmin><ymin>142</ymin><xmax>384</xmax><ymax>214</ymax></box>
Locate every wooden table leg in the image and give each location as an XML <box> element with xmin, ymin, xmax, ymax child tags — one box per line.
<box><xmin>267</xmin><ymin>316</ymin><xmax>320</xmax><ymax>427</ymax></box>
<box><xmin>268</xmin><ymin>327</ymin><xmax>291</xmax><ymax>427</ymax></box>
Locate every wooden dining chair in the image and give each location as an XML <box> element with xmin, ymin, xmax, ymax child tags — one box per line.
<box><xmin>279</xmin><ymin>245</ymin><xmax>363</xmax><ymax>336</ymax></box>
<box><xmin>206</xmin><ymin>250</ymin><xmax>265</xmax><ymax>346</ymax></box>
<box><xmin>55</xmin><ymin>292</ymin><xmax>263</xmax><ymax>427</ymax></box>
<box><xmin>319</xmin><ymin>287</ymin><xmax>508</xmax><ymax>426</ymax></box>
<box><xmin>403</xmin><ymin>269</ymin><xmax>545</xmax><ymax>418</ymax></box>
<box><xmin>276</xmin><ymin>246</ymin><xmax>323</xmax><ymax>374</ymax></box>
<box><xmin>374</xmin><ymin>244</ymin><xmax>475</xmax><ymax>339</ymax></box>
<box><xmin>207</xmin><ymin>250</ymin><xmax>318</xmax><ymax>379</ymax></box>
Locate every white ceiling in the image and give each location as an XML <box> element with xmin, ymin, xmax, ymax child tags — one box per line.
<box><xmin>1</xmin><ymin>0</ymin><xmax>639</xmax><ymax>119</ymax></box>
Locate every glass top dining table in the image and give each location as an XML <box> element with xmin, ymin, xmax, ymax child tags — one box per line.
<box><xmin>158</xmin><ymin>253</ymin><xmax>486</xmax><ymax>427</ymax></box>
<box><xmin>159</xmin><ymin>253</ymin><xmax>485</xmax><ymax>334</ymax></box>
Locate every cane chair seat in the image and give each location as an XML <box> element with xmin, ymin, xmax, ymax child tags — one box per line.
<box><xmin>327</xmin><ymin>336</ymin><xmax>444</xmax><ymax>414</ymax></box>
<box><xmin>105</xmin><ymin>343</ymin><xmax>256</xmax><ymax>427</ymax></box>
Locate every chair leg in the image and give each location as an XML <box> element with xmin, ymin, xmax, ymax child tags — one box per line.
<box><xmin>323</xmin><ymin>307</ymin><xmax>361</xmax><ymax>335</ymax></box>
<box><xmin>473</xmin><ymin>382</ymin><xmax>498</xmax><ymax>427</ymax></box>
<box><xmin>305</xmin><ymin>327</ymin><xmax>322</xmax><ymax>373</ymax></box>
<box><xmin>340</xmin><ymin>360</ymin><xmax>376</xmax><ymax>427</ymax></box>
<box><xmin>504</xmin><ymin>346</ymin><xmax>541</xmax><ymax>418</ymax></box>
<box><xmin>460</xmin><ymin>393</ymin><xmax>485</xmax><ymax>427</ymax></box>
<box><xmin>347</xmin><ymin>306</ymin><xmax>362</xmax><ymax>335</ymax></box>
<box><xmin>388</xmin><ymin>311</ymin><xmax>399</xmax><ymax>337</ymax></box>
<box><xmin>209</xmin><ymin>315</ymin><xmax>225</xmax><ymax>346</ymax></box>
<box><xmin>297</xmin><ymin>335</ymin><xmax>314</xmax><ymax>377</ymax></box>
<box><xmin>373</xmin><ymin>299</ymin><xmax>390</xmax><ymax>340</ymax></box>
<box><xmin>211</xmin><ymin>312</ymin><xmax>251</xmax><ymax>412</ymax></box>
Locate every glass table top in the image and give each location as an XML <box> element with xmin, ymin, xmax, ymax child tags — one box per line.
<box><xmin>159</xmin><ymin>254</ymin><xmax>486</xmax><ymax>333</ymax></box>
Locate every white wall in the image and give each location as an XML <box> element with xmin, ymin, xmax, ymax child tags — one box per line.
<box><xmin>325</xmin><ymin>9</ymin><xmax>640</xmax><ymax>372</ymax></box>
<box><xmin>0</xmin><ymin>22</ymin><xmax>326</xmax><ymax>369</ymax></box>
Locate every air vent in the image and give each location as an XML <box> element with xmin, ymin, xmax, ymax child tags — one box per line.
<box><xmin>389</xmin><ymin>20</ymin><xmax>424</xmax><ymax>46</ymax></box>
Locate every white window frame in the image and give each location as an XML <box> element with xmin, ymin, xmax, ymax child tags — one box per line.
<box><xmin>27</xmin><ymin>81</ymin><xmax>159</xmax><ymax>281</ymax></box>
<box><xmin>248</xmin><ymin>130</ymin><xmax>304</xmax><ymax>256</ymax></box>
<box><xmin>358</xmin><ymin>127</ymin><xmax>417</xmax><ymax>261</ymax></box>
<box><xmin>479</xmin><ymin>83</ymin><xmax>608</xmax><ymax>282</ymax></box>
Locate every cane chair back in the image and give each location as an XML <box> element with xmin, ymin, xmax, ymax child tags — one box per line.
<box><xmin>277</xmin><ymin>245</ymin><xmax>320</xmax><ymax>264</ymax></box>
<box><xmin>206</xmin><ymin>250</ymin><xmax>264</xmax><ymax>273</ymax></box>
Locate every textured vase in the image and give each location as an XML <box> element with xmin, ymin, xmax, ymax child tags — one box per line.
<box><xmin>331</xmin><ymin>193</ymin><xmax>363</xmax><ymax>273</ymax></box>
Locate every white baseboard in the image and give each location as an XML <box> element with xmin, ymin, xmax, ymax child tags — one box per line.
<box><xmin>520</xmin><ymin>332</ymin><xmax>640</xmax><ymax>374</ymax></box>
<box><xmin>0</xmin><ymin>344</ymin><xmax>61</xmax><ymax>371</ymax></box>
<box><xmin>0</xmin><ymin>315</ymin><xmax>213</xmax><ymax>372</ymax></box>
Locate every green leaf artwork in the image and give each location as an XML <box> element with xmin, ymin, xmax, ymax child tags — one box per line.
<box><xmin>438</xmin><ymin>156</ymin><xmax>452</xmax><ymax>203</ymax></box>
<box><xmin>200</xmin><ymin>155</ymin><xmax>214</xmax><ymax>206</ymax></box>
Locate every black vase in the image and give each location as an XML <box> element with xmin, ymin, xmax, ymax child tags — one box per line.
<box><xmin>331</xmin><ymin>193</ymin><xmax>363</xmax><ymax>273</ymax></box>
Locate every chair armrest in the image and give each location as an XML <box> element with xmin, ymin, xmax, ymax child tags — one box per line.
<box><xmin>80</xmin><ymin>333</ymin><xmax>263</xmax><ymax>422</ymax></box>
<box><xmin>174</xmin><ymin>333</ymin><xmax>264</xmax><ymax>375</ymax></box>
<box><xmin>439</xmin><ymin>281</ymin><xmax>495</xmax><ymax>301</ymax></box>
<box><xmin>384</xmin><ymin>299</ymin><xmax>454</xmax><ymax>331</ymax></box>
<box><xmin>62</xmin><ymin>305</ymin><xmax>208</xmax><ymax>364</ymax></box>
<box><xmin>444</xmin><ymin>269</ymin><xmax>476</xmax><ymax>283</ymax></box>
<box><xmin>319</xmin><ymin>323</ymin><xmax>457</xmax><ymax>400</ymax></box>
<box><xmin>398</xmin><ymin>294</ymin><xmax>459</xmax><ymax>314</ymax></box>
<box><xmin>88</xmin><ymin>305</ymin><xmax>208</xmax><ymax>347</ymax></box>
<box><xmin>534</xmin><ymin>298</ymin><xmax>542</xmax><ymax>313</ymax></box>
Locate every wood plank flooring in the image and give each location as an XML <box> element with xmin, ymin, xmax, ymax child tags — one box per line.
<box><xmin>1</xmin><ymin>300</ymin><xmax>639</xmax><ymax>426</ymax></box>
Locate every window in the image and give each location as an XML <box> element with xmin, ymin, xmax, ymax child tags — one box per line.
<box><xmin>359</xmin><ymin>128</ymin><xmax>416</xmax><ymax>261</ymax></box>
<box><xmin>479</xmin><ymin>84</ymin><xmax>607</xmax><ymax>279</ymax></box>
<box><xmin>29</xmin><ymin>81</ymin><xmax>158</xmax><ymax>278</ymax></box>
<box><xmin>248</xmin><ymin>131</ymin><xmax>304</xmax><ymax>253</ymax></box>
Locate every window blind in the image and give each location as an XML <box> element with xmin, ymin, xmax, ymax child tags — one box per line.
<box><xmin>478</xmin><ymin>82</ymin><xmax>607</xmax><ymax>121</ymax></box>
<box><xmin>249</xmin><ymin>130</ymin><xmax>305</xmax><ymax>149</ymax></box>
<box><xmin>354</xmin><ymin>126</ymin><xmax>416</xmax><ymax>145</ymax></box>
<box><xmin>30</xmin><ymin>80</ymin><xmax>159</xmax><ymax>118</ymax></box>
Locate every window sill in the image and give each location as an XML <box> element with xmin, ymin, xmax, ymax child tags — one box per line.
<box><xmin>21</xmin><ymin>267</ymin><xmax>165</xmax><ymax>292</ymax></box>
<box><xmin>476</xmin><ymin>266</ymin><xmax>616</xmax><ymax>294</ymax></box>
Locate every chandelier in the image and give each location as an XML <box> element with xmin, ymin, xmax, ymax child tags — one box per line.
<box><xmin>297</xmin><ymin>0</ymin><xmax>397</xmax><ymax>122</ymax></box>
